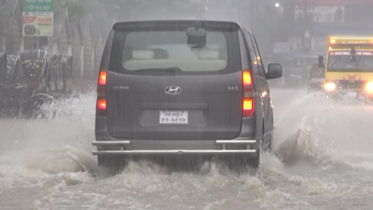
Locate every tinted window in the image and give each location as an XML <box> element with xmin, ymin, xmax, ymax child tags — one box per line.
<box><xmin>110</xmin><ymin>29</ymin><xmax>240</xmax><ymax>75</ymax></box>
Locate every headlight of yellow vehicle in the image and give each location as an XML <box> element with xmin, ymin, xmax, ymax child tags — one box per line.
<box><xmin>324</xmin><ymin>82</ymin><xmax>336</xmax><ymax>92</ymax></box>
<box><xmin>365</xmin><ymin>82</ymin><xmax>373</xmax><ymax>94</ymax></box>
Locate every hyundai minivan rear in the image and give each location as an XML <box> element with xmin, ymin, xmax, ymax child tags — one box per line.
<box><xmin>93</xmin><ymin>20</ymin><xmax>281</xmax><ymax>171</ymax></box>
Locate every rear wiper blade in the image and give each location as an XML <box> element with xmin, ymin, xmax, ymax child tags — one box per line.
<box><xmin>136</xmin><ymin>67</ymin><xmax>182</xmax><ymax>74</ymax></box>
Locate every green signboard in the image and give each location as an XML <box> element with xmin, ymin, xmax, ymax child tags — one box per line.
<box><xmin>22</xmin><ymin>0</ymin><xmax>54</xmax><ymax>37</ymax></box>
<box><xmin>23</xmin><ymin>0</ymin><xmax>53</xmax><ymax>12</ymax></box>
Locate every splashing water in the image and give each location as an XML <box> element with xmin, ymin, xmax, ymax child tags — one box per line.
<box><xmin>1</xmin><ymin>88</ymin><xmax>373</xmax><ymax>209</ymax></box>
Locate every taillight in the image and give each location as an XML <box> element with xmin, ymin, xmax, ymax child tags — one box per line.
<box><xmin>98</xmin><ymin>71</ymin><xmax>107</xmax><ymax>85</ymax></box>
<box><xmin>97</xmin><ymin>98</ymin><xmax>107</xmax><ymax>110</ymax></box>
<box><xmin>243</xmin><ymin>71</ymin><xmax>252</xmax><ymax>86</ymax></box>
<box><xmin>97</xmin><ymin>70</ymin><xmax>107</xmax><ymax>115</ymax></box>
<box><xmin>243</xmin><ymin>98</ymin><xmax>253</xmax><ymax>110</ymax></box>
<box><xmin>242</xmin><ymin>70</ymin><xmax>255</xmax><ymax>117</ymax></box>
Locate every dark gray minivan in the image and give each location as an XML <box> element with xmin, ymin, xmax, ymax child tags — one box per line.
<box><xmin>93</xmin><ymin>20</ymin><xmax>282</xmax><ymax>170</ymax></box>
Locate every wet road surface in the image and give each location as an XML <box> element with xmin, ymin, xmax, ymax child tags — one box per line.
<box><xmin>1</xmin><ymin>87</ymin><xmax>373</xmax><ymax>210</ymax></box>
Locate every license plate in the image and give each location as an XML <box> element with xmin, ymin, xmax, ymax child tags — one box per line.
<box><xmin>159</xmin><ymin>111</ymin><xmax>188</xmax><ymax>124</ymax></box>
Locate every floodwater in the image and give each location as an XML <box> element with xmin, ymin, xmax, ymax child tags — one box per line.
<box><xmin>1</xmin><ymin>87</ymin><xmax>373</xmax><ymax>210</ymax></box>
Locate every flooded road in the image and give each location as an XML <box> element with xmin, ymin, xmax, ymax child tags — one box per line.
<box><xmin>1</xmin><ymin>87</ymin><xmax>373</xmax><ymax>210</ymax></box>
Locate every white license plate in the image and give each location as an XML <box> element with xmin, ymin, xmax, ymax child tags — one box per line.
<box><xmin>159</xmin><ymin>111</ymin><xmax>188</xmax><ymax>124</ymax></box>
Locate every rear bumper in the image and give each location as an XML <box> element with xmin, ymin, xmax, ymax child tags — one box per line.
<box><xmin>95</xmin><ymin>112</ymin><xmax>258</xmax><ymax>156</ymax></box>
<box><xmin>92</xmin><ymin>139</ymin><xmax>258</xmax><ymax>156</ymax></box>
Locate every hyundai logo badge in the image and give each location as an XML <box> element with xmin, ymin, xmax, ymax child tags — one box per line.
<box><xmin>165</xmin><ymin>86</ymin><xmax>182</xmax><ymax>95</ymax></box>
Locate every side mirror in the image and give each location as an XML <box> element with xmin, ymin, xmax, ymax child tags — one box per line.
<box><xmin>318</xmin><ymin>55</ymin><xmax>324</xmax><ymax>67</ymax></box>
<box><xmin>266</xmin><ymin>63</ymin><xmax>282</xmax><ymax>80</ymax></box>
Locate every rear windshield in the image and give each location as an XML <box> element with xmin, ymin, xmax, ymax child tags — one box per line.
<box><xmin>109</xmin><ymin>27</ymin><xmax>240</xmax><ymax>75</ymax></box>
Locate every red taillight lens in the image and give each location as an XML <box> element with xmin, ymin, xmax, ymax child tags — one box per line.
<box><xmin>98</xmin><ymin>71</ymin><xmax>107</xmax><ymax>85</ymax></box>
<box><xmin>242</xmin><ymin>70</ymin><xmax>255</xmax><ymax>117</ymax></box>
<box><xmin>243</xmin><ymin>98</ymin><xmax>253</xmax><ymax>110</ymax></box>
<box><xmin>97</xmin><ymin>70</ymin><xmax>107</xmax><ymax>116</ymax></box>
<box><xmin>243</xmin><ymin>98</ymin><xmax>254</xmax><ymax>117</ymax></box>
<box><xmin>97</xmin><ymin>98</ymin><xmax>106</xmax><ymax>110</ymax></box>
<box><xmin>243</xmin><ymin>71</ymin><xmax>252</xmax><ymax>86</ymax></box>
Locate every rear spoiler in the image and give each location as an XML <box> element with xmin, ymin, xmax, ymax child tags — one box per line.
<box><xmin>113</xmin><ymin>20</ymin><xmax>241</xmax><ymax>32</ymax></box>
